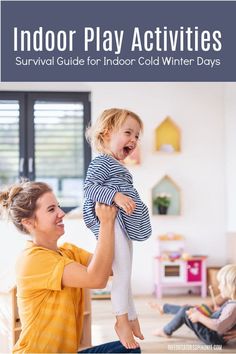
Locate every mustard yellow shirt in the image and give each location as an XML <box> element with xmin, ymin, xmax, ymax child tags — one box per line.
<box><xmin>13</xmin><ymin>241</ymin><xmax>91</xmax><ymax>353</ymax></box>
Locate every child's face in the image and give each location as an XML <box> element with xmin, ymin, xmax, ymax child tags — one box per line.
<box><xmin>106</xmin><ymin>116</ymin><xmax>141</xmax><ymax>161</ymax></box>
<box><xmin>218</xmin><ymin>281</ymin><xmax>225</xmax><ymax>297</ymax></box>
<box><xmin>218</xmin><ymin>280</ymin><xmax>229</xmax><ymax>299</ymax></box>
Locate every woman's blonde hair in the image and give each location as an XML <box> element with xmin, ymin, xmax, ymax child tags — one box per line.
<box><xmin>0</xmin><ymin>180</ymin><xmax>52</xmax><ymax>235</ymax></box>
<box><xmin>86</xmin><ymin>108</ymin><xmax>143</xmax><ymax>152</ymax></box>
<box><xmin>217</xmin><ymin>264</ymin><xmax>236</xmax><ymax>299</ymax></box>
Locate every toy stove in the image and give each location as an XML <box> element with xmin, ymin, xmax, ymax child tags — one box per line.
<box><xmin>154</xmin><ymin>233</ymin><xmax>207</xmax><ymax>298</ymax></box>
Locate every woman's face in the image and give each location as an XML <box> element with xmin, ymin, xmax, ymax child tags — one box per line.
<box><xmin>32</xmin><ymin>191</ymin><xmax>65</xmax><ymax>240</ymax></box>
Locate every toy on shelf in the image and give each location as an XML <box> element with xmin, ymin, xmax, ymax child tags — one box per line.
<box><xmin>156</xmin><ymin>233</ymin><xmax>188</xmax><ymax>261</ymax></box>
<box><xmin>91</xmin><ymin>277</ymin><xmax>112</xmax><ymax>299</ymax></box>
<box><xmin>154</xmin><ymin>233</ymin><xmax>207</xmax><ymax>298</ymax></box>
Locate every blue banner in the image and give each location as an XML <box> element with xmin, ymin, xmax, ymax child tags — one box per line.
<box><xmin>1</xmin><ymin>1</ymin><xmax>236</xmax><ymax>81</ymax></box>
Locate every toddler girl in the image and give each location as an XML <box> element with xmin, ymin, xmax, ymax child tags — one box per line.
<box><xmin>83</xmin><ymin>108</ymin><xmax>152</xmax><ymax>349</ymax></box>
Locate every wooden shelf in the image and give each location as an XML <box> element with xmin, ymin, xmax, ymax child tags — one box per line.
<box><xmin>155</xmin><ymin>116</ymin><xmax>181</xmax><ymax>153</ymax></box>
<box><xmin>11</xmin><ymin>287</ymin><xmax>22</xmax><ymax>346</ymax></box>
<box><xmin>80</xmin><ymin>288</ymin><xmax>91</xmax><ymax>350</ymax></box>
<box><xmin>91</xmin><ymin>277</ymin><xmax>112</xmax><ymax>300</ymax></box>
<box><xmin>83</xmin><ymin>311</ymin><xmax>90</xmax><ymax>316</ymax></box>
<box><xmin>92</xmin><ymin>293</ymin><xmax>111</xmax><ymax>300</ymax></box>
<box><xmin>14</xmin><ymin>326</ymin><xmax>22</xmax><ymax>331</ymax></box>
<box><xmin>152</xmin><ymin>175</ymin><xmax>181</xmax><ymax>216</ymax></box>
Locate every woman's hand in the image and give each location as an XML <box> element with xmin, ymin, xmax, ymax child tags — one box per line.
<box><xmin>223</xmin><ymin>329</ymin><xmax>236</xmax><ymax>341</ymax></box>
<box><xmin>113</xmin><ymin>192</ymin><xmax>136</xmax><ymax>215</ymax></box>
<box><xmin>95</xmin><ymin>202</ymin><xmax>117</xmax><ymax>223</ymax></box>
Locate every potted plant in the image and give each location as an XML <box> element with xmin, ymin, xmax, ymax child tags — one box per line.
<box><xmin>154</xmin><ymin>193</ymin><xmax>171</xmax><ymax>215</ymax></box>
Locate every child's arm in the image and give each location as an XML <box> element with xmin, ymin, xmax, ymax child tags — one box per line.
<box><xmin>84</xmin><ymin>158</ymin><xmax>117</xmax><ymax>205</ymax></box>
<box><xmin>113</xmin><ymin>192</ymin><xmax>136</xmax><ymax>215</ymax></box>
<box><xmin>84</xmin><ymin>157</ymin><xmax>135</xmax><ymax>214</ymax></box>
<box><xmin>85</xmin><ymin>176</ymin><xmax>134</xmax><ymax>214</ymax></box>
<box><xmin>187</xmin><ymin>304</ymin><xmax>236</xmax><ymax>335</ymax></box>
<box><xmin>187</xmin><ymin>309</ymin><xmax>219</xmax><ymax>331</ymax></box>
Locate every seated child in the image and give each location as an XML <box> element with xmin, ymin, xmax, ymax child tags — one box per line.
<box><xmin>150</xmin><ymin>264</ymin><xmax>236</xmax><ymax>346</ymax></box>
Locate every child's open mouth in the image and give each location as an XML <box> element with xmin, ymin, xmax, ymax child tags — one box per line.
<box><xmin>123</xmin><ymin>146</ymin><xmax>133</xmax><ymax>156</ymax></box>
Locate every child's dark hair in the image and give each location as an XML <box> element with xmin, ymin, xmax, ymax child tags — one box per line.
<box><xmin>0</xmin><ymin>180</ymin><xmax>52</xmax><ymax>234</ymax></box>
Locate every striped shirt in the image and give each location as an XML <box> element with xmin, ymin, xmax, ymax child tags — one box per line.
<box><xmin>83</xmin><ymin>154</ymin><xmax>152</xmax><ymax>241</ymax></box>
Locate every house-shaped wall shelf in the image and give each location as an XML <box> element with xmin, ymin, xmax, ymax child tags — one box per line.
<box><xmin>152</xmin><ymin>175</ymin><xmax>181</xmax><ymax>216</ymax></box>
<box><xmin>155</xmin><ymin>117</ymin><xmax>181</xmax><ymax>153</ymax></box>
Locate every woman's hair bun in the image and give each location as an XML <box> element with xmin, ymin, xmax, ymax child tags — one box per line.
<box><xmin>8</xmin><ymin>186</ymin><xmax>23</xmax><ymax>204</ymax></box>
<box><xmin>0</xmin><ymin>180</ymin><xmax>51</xmax><ymax>234</ymax></box>
<box><xmin>0</xmin><ymin>189</ymin><xmax>11</xmax><ymax>208</ymax></box>
<box><xmin>0</xmin><ymin>185</ymin><xmax>23</xmax><ymax>209</ymax></box>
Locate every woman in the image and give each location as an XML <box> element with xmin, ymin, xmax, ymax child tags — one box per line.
<box><xmin>0</xmin><ymin>180</ymin><xmax>141</xmax><ymax>353</ymax></box>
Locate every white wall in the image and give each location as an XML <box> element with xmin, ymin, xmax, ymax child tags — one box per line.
<box><xmin>223</xmin><ymin>83</ymin><xmax>236</xmax><ymax>263</ymax></box>
<box><xmin>224</xmin><ymin>83</ymin><xmax>236</xmax><ymax>232</ymax></box>
<box><xmin>0</xmin><ymin>82</ymin><xmax>230</xmax><ymax>294</ymax></box>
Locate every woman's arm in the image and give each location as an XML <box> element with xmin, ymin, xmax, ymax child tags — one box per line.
<box><xmin>62</xmin><ymin>203</ymin><xmax>117</xmax><ymax>289</ymax></box>
<box><xmin>87</xmin><ymin>255</ymin><xmax>113</xmax><ymax>276</ymax></box>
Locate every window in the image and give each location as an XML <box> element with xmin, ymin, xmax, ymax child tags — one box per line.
<box><xmin>0</xmin><ymin>97</ymin><xmax>20</xmax><ymax>185</ymax></box>
<box><xmin>0</xmin><ymin>92</ymin><xmax>91</xmax><ymax>211</ymax></box>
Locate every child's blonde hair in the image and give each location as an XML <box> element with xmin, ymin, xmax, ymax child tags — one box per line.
<box><xmin>86</xmin><ymin>108</ymin><xmax>143</xmax><ymax>152</ymax></box>
<box><xmin>217</xmin><ymin>264</ymin><xmax>236</xmax><ymax>299</ymax></box>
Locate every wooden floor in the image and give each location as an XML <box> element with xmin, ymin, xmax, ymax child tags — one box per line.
<box><xmin>91</xmin><ymin>295</ymin><xmax>236</xmax><ymax>353</ymax></box>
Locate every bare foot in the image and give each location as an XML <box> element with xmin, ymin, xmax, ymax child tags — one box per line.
<box><xmin>153</xmin><ymin>328</ymin><xmax>171</xmax><ymax>338</ymax></box>
<box><xmin>148</xmin><ymin>300</ymin><xmax>164</xmax><ymax>315</ymax></box>
<box><xmin>129</xmin><ymin>318</ymin><xmax>144</xmax><ymax>340</ymax></box>
<box><xmin>115</xmin><ymin>314</ymin><xmax>139</xmax><ymax>349</ymax></box>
